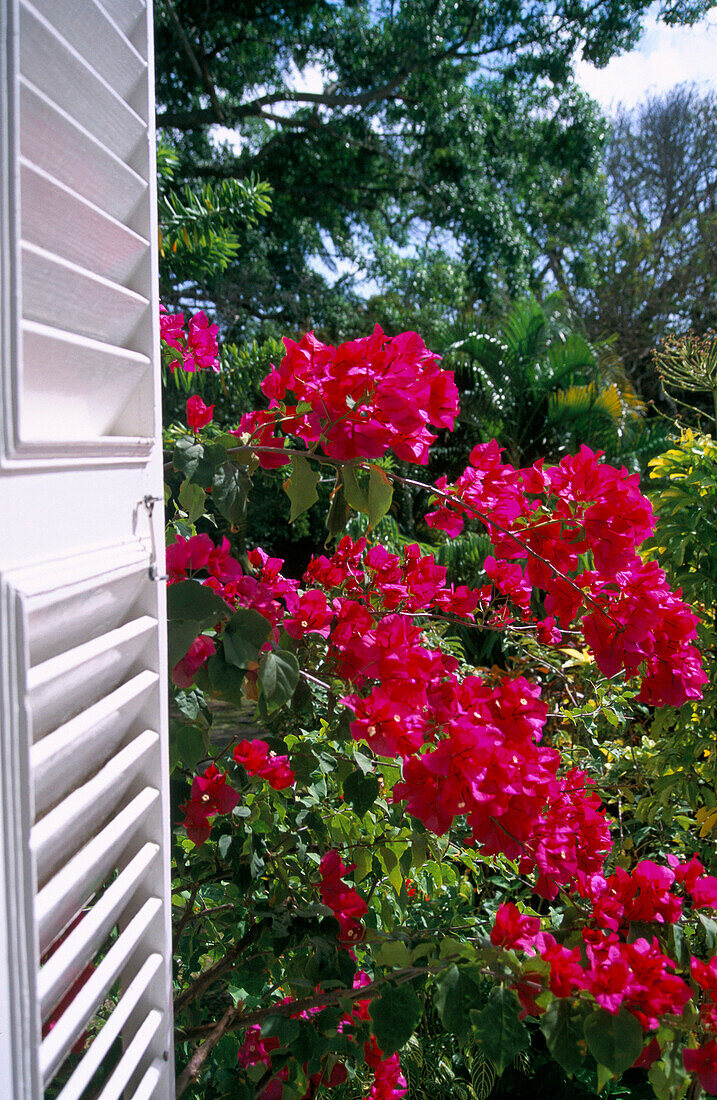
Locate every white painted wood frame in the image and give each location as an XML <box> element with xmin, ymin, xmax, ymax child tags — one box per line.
<box><xmin>0</xmin><ymin>1</ymin><xmax>175</xmax><ymax>1096</ymax></box>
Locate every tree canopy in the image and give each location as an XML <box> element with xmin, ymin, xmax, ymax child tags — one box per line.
<box><xmin>154</xmin><ymin>0</ymin><xmax>712</xmax><ymax>340</ymax></box>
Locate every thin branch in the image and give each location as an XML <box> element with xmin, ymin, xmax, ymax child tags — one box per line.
<box><xmin>176</xmin><ymin>1004</ymin><xmax>236</xmax><ymax>1097</ymax></box>
<box><xmin>177</xmin><ymin>962</ymin><xmax>433</xmax><ymax>1043</ymax></box>
<box><xmin>163</xmin><ymin>0</ymin><xmax>224</xmax><ymax>124</ymax></box>
<box><xmin>174</xmin><ymin>920</ymin><xmax>267</xmax><ymax>1013</ymax></box>
<box><xmin>173</xmin><ymin>884</ymin><xmax>200</xmax><ymax>943</ymax></box>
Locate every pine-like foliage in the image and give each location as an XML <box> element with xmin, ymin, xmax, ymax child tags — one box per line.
<box><xmin>157</xmin><ymin>143</ymin><xmax>272</xmax><ymax>285</ymax></box>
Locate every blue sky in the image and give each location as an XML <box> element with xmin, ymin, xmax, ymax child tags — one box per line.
<box><xmin>575</xmin><ymin>2</ymin><xmax>717</xmax><ymax>108</ymax></box>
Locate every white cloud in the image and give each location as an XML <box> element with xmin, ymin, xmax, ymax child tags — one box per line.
<box><xmin>575</xmin><ymin>2</ymin><xmax>717</xmax><ymax>110</ymax></box>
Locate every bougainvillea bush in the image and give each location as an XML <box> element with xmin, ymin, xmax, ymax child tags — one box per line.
<box><xmin>162</xmin><ymin>307</ymin><xmax>717</xmax><ymax>1100</ymax></box>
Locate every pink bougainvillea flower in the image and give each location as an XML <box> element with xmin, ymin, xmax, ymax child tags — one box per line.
<box><xmin>233</xmin><ymin>738</ymin><xmax>295</xmax><ymax>790</ymax></box>
<box><xmin>690</xmin><ymin>875</ymin><xmax>717</xmax><ymax>909</ymax></box>
<box><xmin>159</xmin><ymin>304</ymin><xmax>185</xmax><ymax>350</ymax></box>
<box><xmin>318</xmin><ymin>850</ymin><xmax>368</xmax><ymax>947</ymax></box>
<box><xmin>159</xmin><ymin>304</ymin><xmax>220</xmax><ymax>373</ymax></box>
<box><xmin>633</xmin><ymin>1038</ymin><xmax>662</xmax><ymax>1069</ymax></box>
<box><xmin>171</xmin><ymin>635</ymin><xmax>216</xmax><ymax>689</ymax></box>
<box><xmin>186</xmin><ymin>395</ymin><xmax>214</xmax><ymax>430</ymax></box>
<box><xmin>490</xmin><ymin>902</ymin><xmax>541</xmax><ymax>951</ymax></box>
<box><xmin>684</xmin><ymin>1040</ymin><xmax>717</xmax><ymax>1094</ymax></box>
<box><xmin>186</xmin><ymin>310</ymin><xmax>220</xmax><ymax>372</ymax></box>
<box><xmin>179</xmin><ymin>764</ymin><xmax>239</xmax><ymax>846</ymax></box>
<box><xmin>246</xmin><ymin>325</ymin><xmax>458</xmax><ymax>468</ymax></box>
<box><xmin>283</xmin><ymin>590</ymin><xmax>333</xmax><ymax>640</ymax></box>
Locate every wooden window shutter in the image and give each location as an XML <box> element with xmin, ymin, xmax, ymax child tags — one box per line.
<box><xmin>0</xmin><ymin>2</ymin><xmax>174</xmax><ymax>1097</ymax></box>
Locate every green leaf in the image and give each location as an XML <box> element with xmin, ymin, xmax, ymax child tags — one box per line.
<box><xmin>261</xmin><ymin>1015</ymin><xmax>301</xmax><ymax>1045</ymax></box>
<box><xmin>583</xmin><ymin>1007</ymin><xmax>643</xmax><ymax>1077</ymax></box>
<box><xmin>259</xmin><ymin>649</ymin><xmax>300</xmax><ymax>710</ymax></box>
<box><xmin>178</xmin><ymin>479</ymin><xmax>206</xmax><ymax>523</ymax></box>
<box><xmin>173</xmin><ymin>436</ymin><xmax>227</xmax><ymax>486</ymax></box>
<box><xmin>648</xmin><ymin>1045</ymin><xmax>690</xmax><ymax>1100</ymax></box>
<box><xmin>223</xmin><ymin>608</ymin><xmax>272</xmax><ymax>668</ymax></box>
<box><xmin>168</xmin><ymin>620</ymin><xmax>204</xmax><ymax>669</ymax></box>
<box><xmin>170</xmin><ymin>723</ymin><xmax>205</xmax><ymax>770</ymax></box>
<box><xmin>374</xmin><ymin>941</ymin><xmax>411</xmax><ymax>968</ymax></box>
<box><xmin>213</xmin><ymin>461</ymin><xmax>250</xmax><ymax>525</ymax></box>
<box><xmin>162</xmin><ymin>344</ymin><xmax>184</xmax><ymax>373</ymax></box>
<box><xmin>283</xmin><ymin>454</ymin><xmax>320</xmax><ymax>522</ymax></box>
<box><xmin>175</xmin><ymin>689</ymin><xmax>203</xmax><ymax>722</ymax></box>
<box><xmin>343</xmin><ymin>466</ymin><xmax>369</xmax><ymax>513</ymax></box>
<box><xmin>343</xmin><ymin>770</ymin><xmax>379</xmax><ymax>817</ymax></box>
<box><xmin>206</xmin><ymin>652</ymin><xmax>246</xmax><ymax>705</ymax></box>
<box><xmin>167</xmin><ymin>579</ymin><xmax>231</xmax><ymax>627</ymax></box>
<box><xmin>368</xmin><ymin>983</ymin><xmax>423</xmax><ymax>1054</ymax></box>
<box><xmin>434</xmin><ymin>963</ymin><xmax>484</xmax><ymax>1042</ymax></box>
<box><xmin>325</xmin><ymin>482</ymin><xmax>350</xmax><ymax>544</ymax></box>
<box><xmin>354</xmin><ymin>847</ymin><xmax>372</xmax><ymax>884</ymax></box>
<box><xmin>367</xmin><ymin>464</ymin><xmax>393</xmax><ymax>531</ymax></box>
<box><xmin>540</xmin><ymin>998</ymin><xmax>588</xmax><ymax>1076</ymax></box>
<box><xmin>470</xmin><ymin>987</ymin><xmax>529</xmax><ymax>1074</ymax></box>
<box><xmin>698</xmin><ymin>913</ymin><xmax>717</xmax><ymax>952</ymax></box>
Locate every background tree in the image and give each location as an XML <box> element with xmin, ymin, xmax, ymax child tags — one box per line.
<box><xmin>577</xmin><ymin>84</ymin><xmax>717</xmax><ymax>402</ymax></box>
<box><xmin>154</xmin><ymin>0</ymin><xmax>712</xmax><ymax>342</ymax></box>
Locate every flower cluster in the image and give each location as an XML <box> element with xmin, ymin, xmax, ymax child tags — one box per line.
<box><xmin>172</xmin><ymin>634</ymin><xmax>216</xmax><ymax>689</ymax></box>
<box><xmin>539</xmin><ymin>930</ymin><xmax>691</xmax><ymax>1030</ymax></box>
<box><xmin>159</xmin><ymin>305</ymin><xmax>218</xmax><ymax>374</ymax></box>
<box><xmin>425</xmin><ymin>442</ymin><xmax>707</xmax><ymax>707</ymax></box>
<box><xmin>159</xmin><ymin>305</ymin><xmax>220</xmax><ymax>372</ymax></box>
<box><xmin>237</xmin><ymin>1022</ymin><xmax>348</xmax><ymax>1100</ymax></box>
<box><xmin>236</xmin><ymin>973</ymin><xmax>405</xmax><ymax>1100</ymax></box>
<box><xmin>179</xmin><ymin>764</ymin><xmax>239</xmax><ymax>846</ymax></box>
<box><xmin>490</xmin><ymin>903</ymin><xmax>541</xmax><ymax>951</ymax></box>
<box><xmin>486</xmin><ymin>854</ymin><xmax>717</xmax><ymax>1082</ymax></box>
<box><xmin>233</xmin><ymin>738</ymin><xmax>295</xmax><ymax>789</ymax></box>
<box><xmin>167</xmin><ymin>537</ymin><xmax>301</xmax><ymax>687</ymax></box>
<box><xmin>289</xmin><ymin>535</ymin><xmax>612</xmax><ymax>896</ymax></box>
<box><xmin>235</xmin><ymin>326</ymin><xmax>459</xmax><ymax>467</ymax></box>
<box><xmin>318</xmin><ymin>851</ymin><xmax>368</xmax><ymax>948</ymax></box>
<box><xmin>166</xmin><ymin>533</ymin><xmax>244</xmax><ymax>584</ymax></box>
<box><xmin>364</xmin><ymin>1036</ymin><xmax>408</xmax><ymax>1100</ymax></box>
<box><xmin>163</xmin><ymin>312</ymin><xmax>717</xmax><ymax>1095</ymax></box>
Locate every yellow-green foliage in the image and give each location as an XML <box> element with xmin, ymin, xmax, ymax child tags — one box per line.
<box><xmin>637</xmin><ymin>430</ymin><xmax>717</xmax><ymax>826</ymax></box>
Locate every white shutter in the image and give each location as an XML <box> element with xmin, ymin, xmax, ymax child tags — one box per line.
<box><xmin>0</xmin><ymin>2</ymin><xmax>174</xmax><ymax>1098</ymax></box>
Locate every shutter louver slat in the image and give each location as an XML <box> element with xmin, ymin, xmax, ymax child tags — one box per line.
<box><xmin>20</xmin><ymin>323</ymin><xmax>152</xmax><ymax>446</ymax></box>
<box><xmin>31</xmin><ymin>729</ymin><xmax>159</xmax><ymax>886</ymax></box>
<box><xmin>38</xmin><ymin>841</ymin><xmax>159</xmax><ymax>1018</ymax></box>
<box><xmin>94</xmin><ymin>1009</ymin><xmax>163</xmax><ymax>1100</ymax></box>
<box><xmin>19</xmin><ymin>79</ymin><xmax>148</xmax><ymax>230</ymax></box>
<box><xmin>127</xmin><ymin>1061</ymin><xmax>167</xmax><ymax>1100</ymax></box>
<box><xmin>21</xmin><ymin>242</ymin><xmax>149</xmax><ymax>350</ymax></box>
<box><xmin>28</xmin><ymin>615</ymin><xmax>156</xmax><ymax>741</ymax></box>
<box><xmin>36</xmin><ymin>787</ymin><xmax>159</xmax><ymax>952</ymax></box>
<box><xmin>53</xmin><ymin>953</ymin><xmax>163</xmax><ymax>1100</ymax></box>
<box><xmin>39</xmin><ymin>897</ymin><xmax>162</xmax><ymax>1083</ymax></box>
<box><xmin>28</xmin><ymin>0</ymin><xmax>147</xmax><ymax>102</ymax></box>
<box><xmin>95</xmin><ymin>0</ymin><xmax>147</xmax><ymax>55</ymax></box>
<box><xmin>31</xmin><ymin>670</ymin><xmax>158</xmax><ymax>816</ymax></box>
<box><xmin>21</xmin><ymin>160</ymin><xmax>149</xmax><ymax>286</ymax></box>
<box><xmin>26</xmin><ymin>562</ymin><xmax>147</xmax><ymax>664</ymax></box>
<box><xmin>20</xmin><ymin>1</ymin><xmax>146</xmax><ymax>162</ymax></box>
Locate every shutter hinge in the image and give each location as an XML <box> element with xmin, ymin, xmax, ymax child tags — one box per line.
<box><xmin>141</xmin><ymin>495</ymin><xmax>169</xmax><ymax>581</ymax></box>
